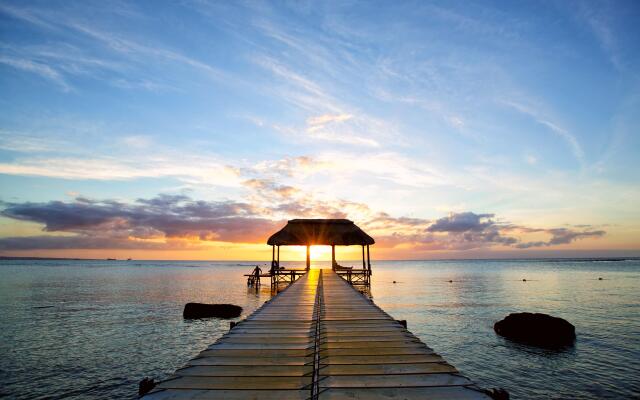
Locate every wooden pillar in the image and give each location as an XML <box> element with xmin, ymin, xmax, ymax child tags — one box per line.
<box><xmin>331</xmin><ymin>245</ymin><xmax>336</xmax><ymax>270</ymax></box>
<box><xmin>306</xmin><ymin>245</ymin><xmax>310</xmax><ymax>271</ymax></box>
<box><xmin>367</xmin><ymin>245</ymin><xmax>371</xmax><ymax>275</ymax></box>
<box><xmin>271</xmin><ymin>245</ymin><xmax>275</xmax><ymax>271</ymax></box>
<box><xmin>362</xmin><ymin>245</ymin><xmax>365</xmax><ymax>269</ymax></box>
<box><xmin>277</xmin><ymin>245</ymin><xmax>280</xmax><ymax>268</ymax></box>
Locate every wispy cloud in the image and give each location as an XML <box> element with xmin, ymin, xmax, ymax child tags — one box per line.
<box><xmin>251</xmin><ymin>53</ymin><xmax>402</xmax><ymax>148</ymax></box>
<box><xmin>305</xmin><ymin>113</ymin><xmax>381</xmax><ymax>147</ymax></box>
<box><xmin>0</xmin><ymin>40</ymin><xmax>168</xmax><ymax>93</ymax></box>
<box><xmin>250</xmin><ymin>156</ymin><xmax>323</xmax><ymax>178</ymax></box>
<box><xmin>0</xmin><ymin>3</ymin><xmax>228</xmax><ymax>92</ymax></box>
<box><xmin>0</xmin><ymin>155</ymin><xmax>241</xmax><ymax>187</ymax></box>
<box><xmin>252</xmin><ymin>54</ymin><xmax>340</xmax><ymax>113</ymax></box>
<box><xmin>0</xmin><ymin>55</ymin><xmax>72</xmax><ymax>91</ymax></box>
<box><xmin>311</xmin><ymin>151</ymin><xmax>451</xmax><ymax>188</ymax></box>
<box><xmin>307</xmin><ymin>114</ymin><xmax>353</xmax><ymax>126</ymax></box>
<box><xmin>0</xmin><ymin>3</ymin><xmax>58</xmax><ymax>30</ymax></box>
<box><xmin>68</xmin><ymin>22</ymin><xmax>227</xmax><ymax>82</ymax></box>
<box><xmin>503</xmin><ymin>100</ymin><xmax>585</xmax><ymax>164</ymax></box>
<box><xmin>0</xmin><ymin>130</ymin><xmax>70</xmax><ymax>153</ymax></box>
<box><xmin>575</xmin><ymin>1</ymin><xmax>623</xmax><ymax>71</ymax></box>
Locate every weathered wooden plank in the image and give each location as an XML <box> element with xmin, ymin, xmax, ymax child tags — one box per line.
<box><xmin>145</xmin><ymin>389</ymin><xmax>309</xmax><ymax>400</ymax></box>
<box><xmin>320</xmin><ymin>373</ymin><xmax>472</xmax><ymax>388</ymax></box>
<box><xmin>235</xmin><ymin>323</ymin><xmax>314</xmax><ymax>328</ymax></box>
<box><xmin>320</xmin><ymin>334</ymin><xmax>418</xmax><ymax>342</ymax></box>
<box><xmin>321</xmin><ymin>347</ymin><xmax>434</xmax><ymax>356</ymax></box>
<box><xmin>177</xmin><ymin>365</ymin><xmax>313</xmax><ymax>377</ymax></box>
<box><xmin>318</xmin><ymin>353</ymin><xmax>445</xmax><ymax>365</ymax></box>
<box><xmin>321</xmin><ymin>362</ymin><xmax>458</xmax><ymax>375</ymax></box>
<box><xmin>200</xmin><ymin>349</ymin><xmax>312</xmax><ymax>357</ymax></box>
<box><xmin>320</xmin><ymin>341</ymin><xmax>425</xmax><ymax>349</ymax></box>
<box><xmin>188</xmin><ymin>356</ymin><xmax>313</xmax><ymax>366</ymax></box>
<box><xmin>321</xmin><ymin>327</ymin><xmax>405</xmax><ymax>334</ymax></box>
<box><xmin>208</xmin><ymin>342</ymin><xmax>312</xmax><ymax>350</ymax></box>
<box><xmin>156</xmin><ymin>376</ymin><xmax>312</xmax><ymax>390</ymax></box>
<box><xmin>317</xmin><ymin>387</ymin><xmax>491</xmax><ymax>400</ymax></box>
<box><xmin>222</xmin><ymin>336</ymin><xmax>312</xmax><ymax>343</ymax></box>
<box><xmin>226</xmin><ymin>328</ymin><xmax>313</xmax><ymax>334</ymax></box>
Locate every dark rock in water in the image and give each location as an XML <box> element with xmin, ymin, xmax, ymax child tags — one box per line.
<box><xmin>139</xmin><ymin>377</ymin><xmax>155</xmax><ymax>396</ymax></box>
<box><xmin>494</xmin><ymin>312</ymin><xmax>575</xmax><ymax>348</ymax></box>
<box><xmin>183</xmin><ymin>303</ymin><xmax>242</xmax><ymax>319</ymax></box>
<box><xmin>483</xmin><ymin>387</ymin><xmax>510</xmax><ymax>400</ymax></box>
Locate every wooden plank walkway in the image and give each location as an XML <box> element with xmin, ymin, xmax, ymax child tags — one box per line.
<box><xmin>144</xmin><ymin>269</ymin><xmax>491</xmax><ymax>399</ymax></box>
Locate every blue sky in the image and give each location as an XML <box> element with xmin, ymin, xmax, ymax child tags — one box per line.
<box><xmin>0</xmin><ymin>0</ymin><xmax>639</xmax><ymax>259</ymax></box>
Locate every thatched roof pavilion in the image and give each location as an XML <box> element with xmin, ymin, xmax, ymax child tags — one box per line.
<box><xmin>267</xmin><ymin>219</ymin><xmax>374</xmax><ymax>282</ymax></box>
<box><xmin>267</xmin><ymin>219</ymin><xmax>374</xmax><ymax>246</ymax></box>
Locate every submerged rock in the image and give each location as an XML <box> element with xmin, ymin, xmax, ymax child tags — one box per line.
<box><xmin>494</xmin><ymin>312</ymin><xmax>575</xmax><ymax>348</ymax></box>
<box><xmin>139</xmin><ymin>377</ymin><xmax>155</xmax><ymax>396</ymax></box>
<box><xmin>483</xmin><ymin>387</ymin><xmax>510</xmax><ymax>400</ymax></box>
<box><xmin>183</xmin><ymin>303</ymin><xmax>242</xmax><ymax>319</ymax></box>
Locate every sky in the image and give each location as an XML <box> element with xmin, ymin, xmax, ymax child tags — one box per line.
<box><xmin>0</xmin><ymin>0</ymin><xmax>639</xmax><ymax>260</ymax></box>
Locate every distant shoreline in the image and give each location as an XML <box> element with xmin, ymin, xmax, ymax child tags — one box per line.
<box><xmin>0</xmin><ymin>256</ymin><xmax>100</xmax><ymax>261</ymax></box>
<box><xmin>1</xmin><ymin>256</ymin><xmax>638</xmax><ymax>262</ymax></box>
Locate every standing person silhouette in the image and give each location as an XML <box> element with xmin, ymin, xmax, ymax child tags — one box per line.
<box><xmin>252</xmin><ymin>265</ymin><xmax>262</xmax><ymax>286</ymax></box>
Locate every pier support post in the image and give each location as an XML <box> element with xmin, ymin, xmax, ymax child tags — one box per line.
<box><xmin>271</xmin><ymin>245</ymin><xmax>275</xmax><ymax>273</ymax></box>
<box><xmin>331</xmin><ymin>245</ymin><xmax>336</xmax><ymax>270</ymax></box>
<box><xmin>306</xmin><ymin>245</ymin><xmax>310</xmax><ymax>271</ymax></box>
<box><xmin>277</xmin><ymin>245</ymin><xmax>280</xmax><ymax>268</ymax></box>
<box><xmin>362</xmin><ymin>245</ymin><xmax>365</xmax><ymax>269</ymax></box>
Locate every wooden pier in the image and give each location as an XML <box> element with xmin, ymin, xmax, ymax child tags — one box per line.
<box><xmin>143</xmin><ymin>269</ymin><xmax>491</xmax><ymax>399</ymax></box>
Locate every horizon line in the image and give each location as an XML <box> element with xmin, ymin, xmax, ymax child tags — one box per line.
<box><xmin>2</xmin><ymin>255</ymin><xmax>638</xmax><ymax>262</ymax></box>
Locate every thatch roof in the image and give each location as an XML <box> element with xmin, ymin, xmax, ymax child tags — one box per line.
<box><xmin>267</xmin><ymin>219</ymin><xmax>375</xmax><ymax>246</ymax></box>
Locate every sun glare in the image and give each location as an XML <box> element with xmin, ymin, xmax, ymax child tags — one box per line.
<box><xmin>310</xmin><ymin>245</ymin><xmax>331</xmax><ymax>259</ymax></box>
<box><xmin>287</xmin><ymin>245</ymin><xmax>332</xmax><ymax>260</ymax></box>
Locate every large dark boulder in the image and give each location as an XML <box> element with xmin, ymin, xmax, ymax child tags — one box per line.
<box><xmin>183</xmin><ymin>303</ymin><xmax>242</xmax><ymax>319</ymax></box>
<box><xmin>494</xmin><ymin>312</ymin><xmax>575</xmax><ymax>348</ymax></box>
<box><xmin>139</xmin><ymin>377</ymin><xmax>156</xmax><ymax>396</ymax></box>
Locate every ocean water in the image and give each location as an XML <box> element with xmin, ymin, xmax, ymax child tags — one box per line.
<box><xmin>0</xmin><ymin>259</ymin><xmax>639</xmax><ymax>399</ymax></box>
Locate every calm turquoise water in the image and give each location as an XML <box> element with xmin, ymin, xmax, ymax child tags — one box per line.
<box><xmin>1</xmin><ymin>259</ymin><xmax>639</xmax><ymax>399</ymax></box>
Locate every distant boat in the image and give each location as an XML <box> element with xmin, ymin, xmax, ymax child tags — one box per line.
<box><xmin>127</xmin><ymin>258</ymin><xmax>132</xmax><ymax>261</ymax></box>
<box><xmin>107</xmin><ymin>258</ymin><xmax>116</xmax><ymax>261</ymax></box>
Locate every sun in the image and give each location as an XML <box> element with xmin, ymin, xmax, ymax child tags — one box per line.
<box><xmin>285</xmin><ymin>245</ymin><xmax>332</xmax><ymax>261</ymax></box>
<box><xmin>310</xmin><ymin>245</ymin><xmax>331</xmax><ymax>260</ymax></box>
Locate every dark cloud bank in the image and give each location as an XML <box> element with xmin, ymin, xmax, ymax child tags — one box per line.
<box><xmin>373</xmin><ymin>212</ymin><xmax>605</xmax><ymax>251</ymax></box>
<box><xmin>0</xmin><ymin>195</ymin><xmax>280</xmax><ymax>250</ymax></box>
<box><xmin>0</xmin><ymin>195</ymin><xmax>605</xmax><ymax>251</ymax></box>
